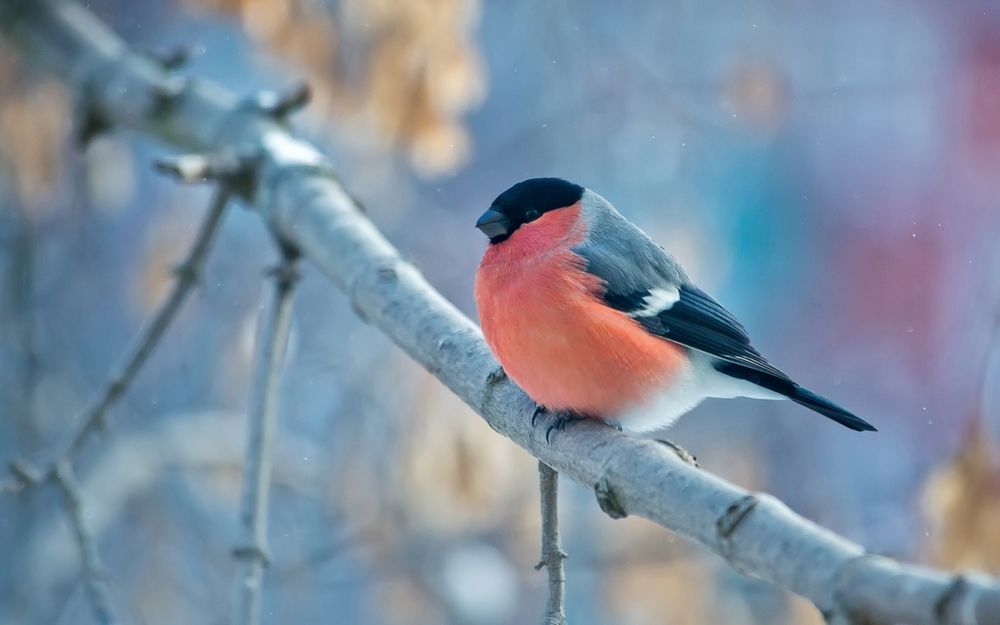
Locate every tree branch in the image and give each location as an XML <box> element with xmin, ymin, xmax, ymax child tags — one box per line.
<box><xmin>535</xmin><ymin>463</ymin><xmax>567</xmax><ymax>625</ymax></box>
<box><xmin>232</xmin><ymin>246</ymin><xmax>299</xmax><ymax>625</ymax></box>
<box><xmin>0</xmin><ymin>185</ymin><xmax>231</xmax><ymax>623</ymax></box>
<box><xmin>51</xmin><ymin>461</ymin><xmax>117</xmax><ymax>625</ymax></box>
<box><xmin>3</xmin><ymin>2</ymin><xmax>1000</xmax><ymax>623</ymax></box>
<box><xmin>1</xmin><ymin>186</ymin><xmax>231</xmax><ymax>494</ymax></box>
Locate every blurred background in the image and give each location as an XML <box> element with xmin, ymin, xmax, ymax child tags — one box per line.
<box><xmin>2</xmin><ymin>0</ymin><xmax>1000</xmax><ymax>623</ymax></box>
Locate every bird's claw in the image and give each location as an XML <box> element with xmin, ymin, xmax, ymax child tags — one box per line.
<box><xmin>531</xmin><ymin>405</ymin><xmax>598</xmax><ymax>443</ymax></box>
<box><xmin>531</xmin><ymin>404</ymin><xmax>546</xmax><ymax>428</ymax></box>
<box><xmin>544</xmin><ymin>411</ymin><xmax>585</xmax><ymax>444</ymax></box>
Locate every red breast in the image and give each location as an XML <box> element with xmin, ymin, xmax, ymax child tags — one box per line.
<box><xmin>474</xmin><ymin>202</ymin><xmax>689</xmax><ymax>417</ymax></box>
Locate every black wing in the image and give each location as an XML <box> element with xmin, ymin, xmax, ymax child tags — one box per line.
<box><xmin>603</xmin><ymin>283</ymin><xmax>793</xmax><ymax>382</ymax></box>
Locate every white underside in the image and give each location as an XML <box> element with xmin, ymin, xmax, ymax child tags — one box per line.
<box><xmin>617</xmin><ymin>351</ymin><xmax>785</xmax><ymax>432</ymax></box>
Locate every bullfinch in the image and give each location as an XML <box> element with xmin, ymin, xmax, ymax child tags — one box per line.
<box><xmin>474</xmin><ymin>177</ymin><xmax>876</xmax><ymax>438</ymax></box>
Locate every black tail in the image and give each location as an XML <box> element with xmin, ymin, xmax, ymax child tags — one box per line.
<box><xmin>714</xmin><ymin>362</ymin><xmax>877</xmax><ymax>432</ymax></box>
<box><xmin>784</xmin><ymin>385</ymin><xmax>876</xmax><ymax>432</ymax></box>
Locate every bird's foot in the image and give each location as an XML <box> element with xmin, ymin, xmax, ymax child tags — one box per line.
<box><xmin>546</xmin><ymin>412</ymin><xmax>587</xmax><ymax>443</ymax></box>
<box><xmin>531</xmin><ymin>407</ymin><xmax>587</xmax><ymax>444</ymax></box>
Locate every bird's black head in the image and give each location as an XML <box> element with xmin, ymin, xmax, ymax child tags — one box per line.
<box><xmin>476</xmin><ymin>177</ymin><xmax>585</xmax><ymax>243</ymax></box>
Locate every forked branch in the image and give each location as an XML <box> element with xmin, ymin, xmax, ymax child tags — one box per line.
<box><xmin>0</xmin><ymin>187</ymin><xmax>233</xmax><ymax>624</ymax></box>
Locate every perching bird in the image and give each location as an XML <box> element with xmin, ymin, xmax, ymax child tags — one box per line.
<box><xmin>474</xmin><ymin>177</ymin><xmax>876</xmax><ymax>438</ymax></box>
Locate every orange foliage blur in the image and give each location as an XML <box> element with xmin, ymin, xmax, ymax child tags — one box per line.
<box><xmin>922</xmin><ymin>416</ymin><xmax>1000</xmax><ymax>573</ymax></box>
<box><xmin>0</xmin><ymin>42</ymin><xmax>71</xmax><ymax>212</ymax></box>
<box><xmin>188</xmin><ymin>0</ymin><xmax>486</xmax><ymax>176</ymax></box>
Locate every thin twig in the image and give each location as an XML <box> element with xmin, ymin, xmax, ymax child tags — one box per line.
<box><xmin>0</xmin><ymin>187</ymin><xmax>231</xmax><ymax>494</ymax></box>
<box><xmin>0</xmin><ymin>187</ymin><xmax>231</xmax><ymax>624</ymax></box>
<box><xmin>62</xmin><ymin>186</ymin><xmax>230</xmax><ymax>459</ymax></box>
<box><xmin>535</xmin><ymin>462</ymin><xmax>567</xmax><ymax>625</ymax></box>
<box><xmin>4</xmin><ymin>209</ymin><xmax>40</xmax><ymax>445</ymax></box>
<box><xmin>51</xmin><ymin>461</ymin><xmax>117</xmax><ymax>625</ymax></box>
<box><xmin>232</xmin><ymin>246</ymin><xmax>300</xmax><ymax>625</ymax></box>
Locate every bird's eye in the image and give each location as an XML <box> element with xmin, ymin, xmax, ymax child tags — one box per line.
<box><xmin>524</xmin><ymin>209</ymin><xmax>540</xmax><ymax>221</ymax></box>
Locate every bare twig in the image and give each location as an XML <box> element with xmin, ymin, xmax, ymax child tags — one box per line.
<box><xmin>535</xmin><ymin>462</ymin><xmax>567</xmax><ymax>625</ymax></box>
<box><xmin>51</xmin><ymin>462</ymin><xmax>117</xmax><ymax>625</ymax></box>
<box><xmin>2</xmin><ymin>209</ymin><xmax>40</xmax><ymax>444</ymax></box>
<box><xmin>5</xmin><ymin>2</ymin><xmax>1000</xmax><ymax>623</ymax></box>
<box><xmin>0</xmin><ymin>186</ymin><xmax>232</xmax><ymax>495</ymax></box>
<box><xmin>0</xmin><ymin>187</ymin><xmax>231</xmax><ymax>624</ymax></box>
<box><xmin>232</xmin><ymin>246</ymin><xmax>299</xmax><ymax>625</ymax></box>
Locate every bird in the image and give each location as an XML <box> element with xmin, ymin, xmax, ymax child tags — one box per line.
<box><xmin>473</xmin><ymin>177</ymin><xmax>876</xmax><ymax>439</ymax></box>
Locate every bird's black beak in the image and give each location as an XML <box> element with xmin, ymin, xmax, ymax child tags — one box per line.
<box><xmin>475</xmin><ymin>208</ymin><xmax>512</xmax><ymax>242</ymax></box>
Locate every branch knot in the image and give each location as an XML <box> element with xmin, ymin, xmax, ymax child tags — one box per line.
<box><xmin>267</xmin><ymin>258</ymin><xmax>301</xmax><ymax>288</ymax></box>
<box><xmin>594</xmin><ymin>476</ymin><xmax>627</xmax><ymax>519</ymax></box>
<box><xmin>535</xmin><ymin>549</ymin><xmax>568</xmax><ymax>571</ymax></box>
<box><xmin>246</xmin><ymin>82</ymin><xmax>312</xmax><ymax>120</ymax></box>
<box><xmin>7</xmin><ymin>459</ymin><xmax>43</xmax><ymax>490</ymax></box>
<box><xmin>232</xmin><ymin>544</ymin><xmax>272</xmax><ymax>568</ymax></box>
<box><xmin>150</xmin><ymin>76</ymin><xmax>188</xmax><ymax>113</ymax></box>
<box><xmin>656</xmin><ymin>438</ymin><xmax>698</xmax><ymax>466</ymax></box>
<box><xmin>935</xmin><ymin>573</ymin><xmax>983</xmax><ymax>625</ymax></box>
<box><xmin>485</xmin><ymin>366</ymin><xmax>507</xmax><ymax>386</ymax></box>
<box><xmin>716</xmin><ymin>494</ymin><xmax>759</xmax><ymax>561</ymax></box>
<box><xmin>146</xmin><ymin>45</ymin><xmax>203</xmax><ymax>70</ymax></box>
